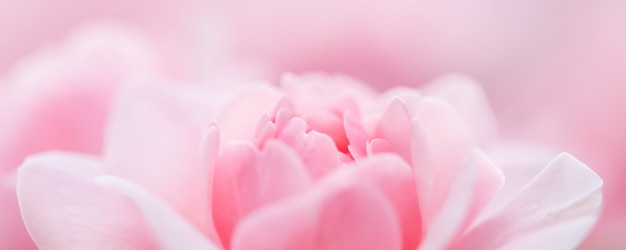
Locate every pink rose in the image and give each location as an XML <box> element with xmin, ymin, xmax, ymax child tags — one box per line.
<box><xmin>16</xmin><ymin>73</ymin><xmax>602</xmax><ymax>249</ymax></box>
<box><xmin>215</xmin><ymin>1</ymin><xmax>626</xmax><ymax>247</ymax></box>
<box><xmin>0</xmin><ymin>23</ymin><xmax>169</xmax><ymax>249</ymax></box>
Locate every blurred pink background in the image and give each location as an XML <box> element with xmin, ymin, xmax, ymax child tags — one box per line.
<box><xmin>1</xmin><ymin>0</ymin><xmax>625</xmax><ymax>248</ymax></box>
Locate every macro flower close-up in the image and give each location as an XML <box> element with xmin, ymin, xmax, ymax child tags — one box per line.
<box><xmin>15</xmin><ymin>73</ymin><xmax>602</xmax><ymax>249</ymax></box>
<box><xmin>1</xmin><ymin>0</ymin><xmax>624</xmax><ymax>249</ymax></box>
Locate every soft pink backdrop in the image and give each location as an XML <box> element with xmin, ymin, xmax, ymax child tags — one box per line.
<box><xmin>1</xmin><ymin>0</ymin><xmax>625</xmax><ymax>248</ymax></box>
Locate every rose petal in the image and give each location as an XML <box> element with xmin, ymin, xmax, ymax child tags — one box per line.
<box><xmin>463</xmin><ymin>149</ymin><xmax>506</xmax><ymax>229</ymax></box>
<box><xmin>423</xmin><ymin>74</ymin><xmax>497</xmax><ymax>144</ymax></box>
<box><xmin>485</xmin><ymin>144</ymin><xmax>557</xmax><ymax>211</ymax></box>
<box><xmin>419</xmin><ymin>149</ymin><xmax>504</xmax><ymax>249</ymax></box>
<box><xmin>96</xmin><ymin>176</ymin><xmax>219</xmax><ymax>250</ymax></box>
<box><xmin>367</xmin><ymin>138</ymin><xmax>393</xmax><ymax>155</ymax></box>
<box><xmin>103</xmin><ymin>83</ymin><xmax>214</xmax><ymax>235</ymax></box>
<box><xmin>0</xmin><ymin>80</ymin><xmax>111</xmax><ymax>172</ymax></box>
<box><xmin>375</xmin><ymin>97</ymin><xmax>412</xmax><ymax>162</ymax></box>
<box><xmin>16</xmin><ymin>152</ymin><xmax>156</xmax><ymax>250</ymax></box>
<box><xmin>412</xmin><ymin>98</ymin><xmax>473</xmax><ymax>227</ymax></box>
<box><xmin>454</xmin><ymin>153</ymin><xmax>603</xmax><ymax>249</ymax></box>
<box><xmin>343</xmin><ymin>111</ymin><xmax>370</xmax><ymax>159</ymax></box>
<box><xmin>0</xmin><ymin>172</ymin><xmax>37</xmax><ymax>249</ymax></box>
<box><xmin>280</xmin><ymin>72</ymin><xmax>376</xmax><ymax>115</ymax></box>
<box><xmin>276</xmin><ymin>117</ymin><xmax>341</xmax><ymax>179</ymax></box>
<box><xmin>212</xmin><ymin>141</ymin><xmax>312</xmax><ymax>248</ymax></box>
<box><xmin>418</xmin><ymin>150</ymin><xmax>476</xmax><ymax>250</ymax></box>
<box><xmin>201</xmin><ymin>124</ymin><xmax>222</xmax><ymax>245</ymax></box>
<box><xmin>348</xmin><ymin>154</ymin><xmax>422</xmax><ymax>250</ymax></box>
<box><xmin>315</xmin><ymin>182</ymin><xmax>402</xmax><ymax>250</ymax></box>
<box><xmin>305</xmin><ymin>110</ymin><xmax>350</xmax><ymax>153</ymax></box>
<box><xmin>231</xmin><ymin>178</ymin><xmax>401</xmax><ymax>250</ymax></box>
<box><xmin>216</xmin><ymin>84</ymin><xmax>283</xmax><ymax>143</ymax></box>
<box><xmin>253</xmin><ymin>114</ymin><xmax>275</xmax><ymax>148</ymax></box>
<box><xmin>0</xmin><ymin>23</ymin><xmax>163</xmax><ymax>173</ymax></box>
<box><xmin>378</xmin><ymin>86</ymin><xmax>422</xmax><ymax>114</ymax></box>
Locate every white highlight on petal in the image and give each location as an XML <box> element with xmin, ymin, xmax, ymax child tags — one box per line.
<box><xmin>455</xmin><ymin>153</ymin><xmax>603</xmax><ymax>250</ymax></box>
<box><xmin>96</xmin><ymin>176</ymin><xmax>219</xmax><ymax>250</ymax></box>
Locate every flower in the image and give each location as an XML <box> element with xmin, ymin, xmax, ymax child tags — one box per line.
<box><xmin>2</xmin><ymin>1</ymin><xmax>624</xmax><ymax>247</ymax></box>
<box><xmin>16</xmin><ymin>73</ymin><xmax>602</xmax><ymax>249</ymax></box>
<box><xmin>217</xmin><ymin>2</ymin><xmax>626</xmax><ymax>247</ymax></box>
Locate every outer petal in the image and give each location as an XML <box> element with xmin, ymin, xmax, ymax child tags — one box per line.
<box><xmin>96</xmin><ymin>176</ymin><xmax>219</xmax><ymax>250</ymax></box>
<box><xmin>423</xmin><ymin>74</ymin><xmax>497</xmax><ymax>144</ymax></box>
<box><xmin>201</xmin><ymin>124</ymin><xmax>223</xmax><ymax>246</ymax></box>
<box><xmin>231</xmin><ymin>178</ymin><xmax>401</xmax><ymax>250</ymax></box>
<box><xmin>0</xmin><ymin>23</ymin><xmax>163</xmax><ymax>173</ymax></box>
<box><xmin>375</xmin><ymin>97</ymin><xmax>412</xmax><ymax>162</ymax></box>
<box><xmin>0</xmin><ymin>27</ymin><xmax>164</xmax><ymax>249</ymax></box>
<box><xmin>103</xmin><ymin>83</ymin><xmax>216</xmax><ymax>234</ymax></box>
<box><xmin>16</xmin><ymin>152</ymin><xmax>157</xmax><ymax>250</ymax></box>
<box><xmin>347</xmin><ymin>154</ymin><xmax>422</xmax><ymax>250</ymax></box>
<box><xmin>212</xmin><ymin>141</ymin><xmax>312</xmax><ymax>248</ymax></box>
<box><xmin>411</xmin><ymin>98</ymin><xmax>473</xmax><ymax>227</ymax></box>
<box><xmin>0</xmin><ymin>76</ymin><xmax>113</xmax><ymax>173</ymax></box>
<box><xmin>462</xmin><ymin>149</ymin><xmax>506</xmax><ymax>229</ymax></box>
<box><xmin>216</xmin><ymin>84</ymin><xmax>284</xmax><ymax>144</ymax></box>
<box><xmin>315</xmin><ymin>182</ymin><xmax>402</xmax><ymax>250</ymax></box>
<box><xmin>409</xmin><ymin>98</ymin><xmax>506</xmax><ymax>249</ymax></box>
<box><xmin>454</xmin><ymin>153</ymin><xmax>603</xmax><ymax>249</ymax></box>
<box><xmin>484</xmin><ymin>144</ymin><xmax>557</xmax><ymax>214</ymax></box>
<box><xmin>0</xmin><ymin>172</ymin><xmax>37</xmax><ymax>249</ymax></box>
<box><xmin>419</xmin><ymin>149</ymin><xmax>504</xmax><ymax>250</ymax></box>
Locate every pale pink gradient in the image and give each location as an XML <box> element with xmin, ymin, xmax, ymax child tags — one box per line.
<box><xmin>0</xmin><ymin>0</ymin><xmax>624</xmax><ymax>247</ymax></box>
<box><xmin>490</xmin><ymin>3</ymin><xmax>626</xmax><ymax>248</ymax></box>
<box><xmin>0</xmin><ymin>23</ymin><xmax>169</xmax><ymax>249</ymax></box>
<box><xmin>16</xmin><ymin>74</ymin><xmax>602</xmax><ymax>249</ymax></box>
<box><xmin>0</xmin><ymin>0</ymin><xmax>253</xmax><ymax>84</ymax></box>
